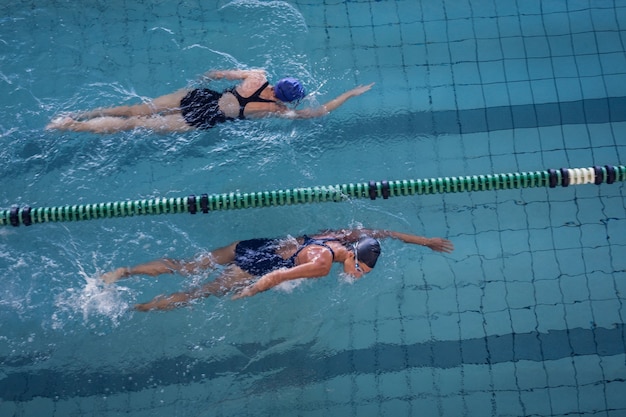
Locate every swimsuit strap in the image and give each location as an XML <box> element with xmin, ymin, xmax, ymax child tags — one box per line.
<box><xmin>290</xmin><ymin>236</ymin><xmax>340</xmax><ymax>263</ymax></box>
<box><xmin>230</xmin><ymin>81</ymin><xmax>276</xmax><ymax>119</ymax></box>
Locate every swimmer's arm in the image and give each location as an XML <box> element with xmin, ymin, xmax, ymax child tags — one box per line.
<box><xmin>203</xmin><ymin>69</ymin><xmax>267</xmax><ymax>81</ymax></box>
<box><xmin>232</xmin><ymin>259</ymin><xmax>332</xmax><ymax>300</ymax></box>
<box><xmin>367</xmin><ymin>229</ymin><xmax>454</xmax><ymax>253</ymax></box>
<box><xmin>331</xmin><ymin>228</ymin><xmax>454</xmax><ymax>253</ymax></box>
<box><xmin>281</xmin><ymin>83</ymin><xmax>374</xmax><ymax>119</ymax></box>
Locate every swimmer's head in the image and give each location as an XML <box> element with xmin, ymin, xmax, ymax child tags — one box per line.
<box><xmin>274</xmin><ymin>77</ymin><xmax>306</xmax><ymax>103</ymax></box>
<box><xmin>354</xmin><ymin>236</ymin><xmax>381</xmax><ymax>269</ymax></box>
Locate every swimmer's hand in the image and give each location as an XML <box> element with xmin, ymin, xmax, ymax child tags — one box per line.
<box><xmin>425</xmin><ymin>238</ymin><xmax>454</xmax><ymax>253</ymax></box>
<box><xmin>232</xmin><ymin>269</ymin><xmax>287</xmax><ymax>299</ymax></box>
<box><xmin>231</xmin><ymin>284</ymin><xmax>261</xmax><ymax>300</ymax></box>
<box><xmin>289</xmin><ymin>82</ymin><xmax>375</xmax><ymax>119</ymax></box>
<box><xmin>346</xmin><ymin>83</ymin><xmax>375</xmax><ymax>97</ymax></box>
<box><xmin>231</xmin><ymin>286</ymin><xmax>257</xmax><ymax>300</ymax></box>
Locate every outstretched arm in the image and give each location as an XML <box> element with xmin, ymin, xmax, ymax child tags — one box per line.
<box><xmin>203</xmin><ymin>69</ymin><xmax>267</xmax><ymax>81</ymax></box>
<box><xmin>366</xmin><ymin>229</ymin><xmax>454</xmax><ymax>253</ymax></box>
<box><xmin>317</xmin><ymin>228</ymin><xmax>454</xmax><ymax>253</ymax></box>
<box><xmin>284</xmin><ymin>83</ymin><xmax>375</xmax><ymax>119</ymax></box>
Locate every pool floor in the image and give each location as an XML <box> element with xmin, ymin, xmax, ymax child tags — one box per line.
<box><xmin>0</xmin><ymin>0</ymin><xmax>625</xmax><ymax>416</ymax></box>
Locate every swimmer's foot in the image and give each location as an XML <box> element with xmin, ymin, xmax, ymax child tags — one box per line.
<box><xmin>45</xmin><ymin>116</ymin><xmax>78</xmax><ymax>131</ymax></box>
<box><xmin>100</xmin><ymin>267</ymin><xmax>129</xmax><ymax>284</ymax></box>
<box><xmin>134</xmin><ymin>303</ymin><xmax>152</xmax><ymax>312</ymax></box>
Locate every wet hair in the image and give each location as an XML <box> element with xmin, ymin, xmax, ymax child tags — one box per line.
<box><xmin>355</xmin><ymin>236</ymin><xmax>381</xmax><ymax>268</ymax></box>
<box><xmin>274</xmin><ymin>77</ymin><xmax>306</xmax><ymax>102</ymax></box>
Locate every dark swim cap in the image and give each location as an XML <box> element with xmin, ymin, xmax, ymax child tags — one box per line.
<box><xmin>274</xmin><ymin>77</ymin><xmax>306</xmax><ymax>102</ymax></box>
<box><xmin>355</xmin><ymin>237</ymin><xmax>381</xmax><ymax>268</ymax></box>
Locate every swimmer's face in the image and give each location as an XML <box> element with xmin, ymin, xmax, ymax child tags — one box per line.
<box><xmin>343</xmin><ymin>250</ymin><xmax>373</xmax><ymax>279</ymax></box>
<box><xmin>268</xmin><ymin>86</ymin><xmax>277</xmax><ymax>99</ymax></box>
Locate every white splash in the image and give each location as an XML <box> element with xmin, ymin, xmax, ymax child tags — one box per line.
<box><xmin>53</xmin><ymin>268</ymin><xmax>133</xmax><ymax>329</ymax></box>
<box><xmin>273</xmin><ymin>278</ymin><xmax>307</xmax><ymax>294</ymax></box>
<box><xmin>338</xmin><ymin>272</ymin><xmax>357</xmax><ymax>285</ymax></box>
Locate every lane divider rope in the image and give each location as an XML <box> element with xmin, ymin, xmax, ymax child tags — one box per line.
<box><xmin>2</xmin><ymin>164</ymin><xmax>623</xmax><ymax>227</ymax></box>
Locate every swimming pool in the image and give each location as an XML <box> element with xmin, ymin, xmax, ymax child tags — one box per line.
<box><xmin>1</xmin><ymin>0</ymin><xmax>625</xmax><ymax>415</ymax></box>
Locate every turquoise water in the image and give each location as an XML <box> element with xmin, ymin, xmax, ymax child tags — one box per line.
<box><xmin>1</xmin><ymin>0</ymin><xmax>625</xmax><ymax>416</ymax></box>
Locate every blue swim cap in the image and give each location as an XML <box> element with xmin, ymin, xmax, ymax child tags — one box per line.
<box><xmin>274</xmin><ymin>77</ymin><xmax>306</xmax><ymax>102</ymax></box>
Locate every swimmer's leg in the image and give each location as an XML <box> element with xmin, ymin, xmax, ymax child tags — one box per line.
<box><xmin>74</xmin><ymin>89</ymin><xmax>190</xmax><ymax>119</ymax></box>
<box><xmin>134</xmin><ymin>265</ymin><xmax>253</xmax><ymax>311</ymax></box>
<box><xmin>46</xmin><ymin>114</ymin><xmax>194</xmax><ymax>134</ymax></box>
<box><xmin>101</xmin><ymin>242</ymin><xmax>239</xmax><ymax>284</ymax></box>
<box><xmin>46</xmin><ymin>116</ymin><xmax>138</xmax><ymax>133</ymax></box>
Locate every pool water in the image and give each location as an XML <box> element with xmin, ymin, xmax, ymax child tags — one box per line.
<box><xmin>1</xmin><ymin>0</ymin><xmax>625</xmax><ymax>416</ymax></box>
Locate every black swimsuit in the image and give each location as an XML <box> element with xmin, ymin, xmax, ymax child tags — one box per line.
<box><xmin>234</xmin><ymin>236</ymin><xmax>339</xmax><ymax>277</ymax></box>
<box><xmin>180</xmin><ymin>82</ymin><xmax>275</xmax><ymax>129</ymax></box>
<box><xmin>229</xmin><ymin>81</ymin><xmax>276</xmax><ymax>119</ymax></box>
<box><xmin>180</xmin><ymin>89</ymin><xmax>229</xmax><ymax>129</ymax></box>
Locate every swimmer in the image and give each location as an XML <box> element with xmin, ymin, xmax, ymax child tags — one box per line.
<box><xmin>46</xmin><ymin>69</ymin><xmax>374</xmax><ymax>133</ymax></box>
<box><xmin>100</xmin><ymin>227</ymin><xmax>454</xmax><ymax>311</ymax></box>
